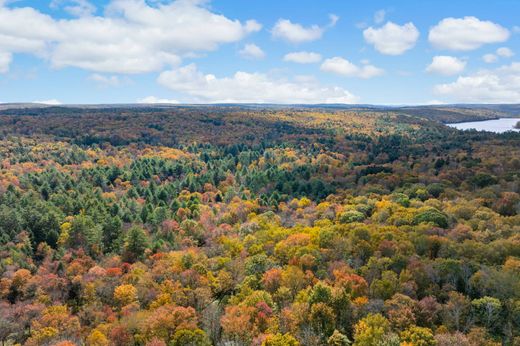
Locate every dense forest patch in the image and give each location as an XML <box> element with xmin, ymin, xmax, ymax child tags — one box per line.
<box><xmin>0</xmin><ymin>107</ymin><xmax>519</xmax><ymax>346</ymax></box>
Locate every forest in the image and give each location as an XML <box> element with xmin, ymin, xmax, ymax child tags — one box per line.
<box><xmin>0</xmin><ymin>105</ymin><xmax>519</xmax><ymax>346</ymax></box>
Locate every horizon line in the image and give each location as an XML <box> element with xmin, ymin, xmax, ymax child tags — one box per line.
<box><xmin>1</xmin><ymin>102</ymin><xmax>520</xmax><ymax>108</ymax></box>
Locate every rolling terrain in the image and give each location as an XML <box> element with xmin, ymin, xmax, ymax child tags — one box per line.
<box><xmin>0</xmin><ymin>105</ymin><xmax>519</xmax><ymax>346</ymax></box>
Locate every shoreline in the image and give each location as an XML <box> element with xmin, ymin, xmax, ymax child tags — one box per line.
<box><xmin>446</xmin><ymin>117</ymin><xmax>520</xmax><ymax>133</ymax></box>
<box><xmin>443</xmin><ymin>116</ymin><xmax>500</xmax><ymax>125</ymax></box>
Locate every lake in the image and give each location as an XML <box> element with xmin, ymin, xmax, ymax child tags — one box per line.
<box><xmin>447</xmin><ymin>118</ymin><xmax>520</xmax><ymax>134</ymax></box>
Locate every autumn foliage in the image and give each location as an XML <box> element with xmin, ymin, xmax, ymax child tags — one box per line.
<box><xmin>0</xmin><ymin>106</ymin><xmax>519</xmax><ymax>345</ymax></box>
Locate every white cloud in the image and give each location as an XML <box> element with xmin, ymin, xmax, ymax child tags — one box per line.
<box><xmin>496</xmin><ymin>47</ymin><xmax>514</xmax><ymax>57</ymax></box>
<box><xmin>239</xmin><ymin>43</ymin><xmax>265</xmax><ymax>59</ymax></box>
<box><xmin>33</xmin><ymin>99</ymin><xmax>62</xmax><ymax>105</ymax></box>
<box><xmin>429</xmin><ymin>17</ymin><xmax>509</xmax><ymax>51</ymax></box>
<box><xmin>271</xmin><ymin>15</ymin><xmax>338</xmax><ymax>43</ymax></box>
<box><xmin>363</xmin><ymin>21</ymin><xmax>419</xmax><ymax>55</ymax></box>
<box><xmin>434</xmin><ymin>62</ymin><xmax>520</xmax><ymax>103</ymax></box>
<box><xmin>88</xmin><ymin>73</ymin><xmax>123</xmax><ymax>87</ymax></box>
<box><xmin>157</xmin><ymin>63</ymin><xmax>358</xmax><ymax>104</ymax></box>
<box><xmin>0</xmin><ymin>0</ymin><xmax>260</xmax><ymax>74</ymax></box>
<box><xmin>0</xmin><ymin>6</ymin><xmax>62</xmax><ymax>55</ymax></box>
<box><xmin>482</xmin><ymin>53</ymin><xmax>498</xmax><ymax>63</ymax></box>
<box><xmin>244</xmin><ymin>20</ymin><xmax>262</xmax><ymax>33</ymax></box>
<box><xmin>482</xmin><ymin>47</ymin><xmax>514</xmax><ymax>64</ymax></box>
<box><xmin>425</xmin><ymin>99</ymin><xmax>447</xmax><ymax>105</ymax></box>
<box><xmin>426</xmin><ymin>56</ymin><xmax>466</xmax><ymax>76</ymax></box>
<box><xmin>137</xmin><ymin>96</ymin><xmax>179</xmax><ymax>104</ymax></box>
<box><xmin>50</xmin><ymin>0</ymin><xmax>96</xmax><ymax>17</ymax></box>
<box><xmin>283</xmin><ymin>51</ymin><xmax>322</xmax><ymax>64</ymax></box>
<box><xmin>271</xmin><ymin>19</ymin><xmax>322</xmax><ymax>43</ymax></box>
<box><xmin>0</xmin><ymin>51</ymin><xmax>11</xmax><ymax>73</ymax></box>
<box><xmin>320</xmin><ymin>57</ymin><xmax>384</xmax><ymax>79</ymax></box>
<box><xmin>374</xmin><ymin>10</ymin><xmax>385</xmax><ymax>24</ymax></box>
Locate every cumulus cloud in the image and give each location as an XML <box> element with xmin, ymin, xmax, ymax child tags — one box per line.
<box><xmin>496</xmin><ymin>47</ymin><xmax>514</xmax><ymax>57</ymax></box>
<box><xmin>434</xmin><ymin>62</ymin><xmax>520</xmax><ymax>103</ymax></box>
<box><xmin>0</xmin><ymin>52</ymin><xmax>11</xmax><ymax>73</ymax></box>
<box><xmin>137</xmin><ymin>96</ymin><xmax>179</xmax><ymax>104</ymax></box>
<box><xmin>283</xmin><ymin>51</ymin><xmax>322</xmax><ymax>64</ymax></box>
<box><xmin>0</xmin><ymin>5</ymin><xmax>62</xmax><ymax>55</ymax></box>
<box><xmin>157</xmin><ymin>63</ymin><xmax>358</xmax><ymax>104</ymax></box>
<box><xmin>426</xmin><ymin>56</ymin><xmax>466</xmax><ymax>75</ymax></box>
<box><xmin>0</xmin><ymin>0</ymin><xmax>260</xmax><ymax>74</ymax></box>
<box><xmin>244</xmin><ymin>20</ymin><xmax>262</xmax><ymax>33</ymax></box>
<box><xmin>239</xmin><ymin>43</ymin><xmax>265</xmax><ymax>59</ymax></box>
<box><xmin>271</xmin><ymin>15</ymin><xmax>338</xmax><ymax>43</ymax></box>
<box><xmin>482</xmin><ymin>47</ymin><xmax>514</xmax><ymax>64</ymax></box>
<box><xmin>363</xmin><ymin>21</ymin><xmax>419</xmax><ymax>55</ymax></box>
<box><xmin>429</xmin><ymin>16</ymin><xmax>509</xmax><ymax>51</ymax></box>
<box><xmin>320</xmin><ymin>57</ymin><xmax>384</xmax><ymax>78</ymax></box>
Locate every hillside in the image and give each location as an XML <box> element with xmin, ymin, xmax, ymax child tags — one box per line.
<box><xmin>0</xmin><ymin>106</ymin><xmax>519</xmax><ymax>346</ymax></box>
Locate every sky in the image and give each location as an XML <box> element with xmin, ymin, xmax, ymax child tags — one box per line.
<box><xmin>0</xmin><ymin>0</ymin><xmax>519</xmax><ymax>105</ymax></box>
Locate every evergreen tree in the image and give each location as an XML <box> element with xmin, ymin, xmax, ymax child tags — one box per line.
<box><xmin>123</xmin><ymin>225</ymin><xmax>149</xmax><ymax>262</ymax></box>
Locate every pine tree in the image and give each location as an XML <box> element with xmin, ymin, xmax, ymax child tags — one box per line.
<box><xmin>123</xmin><ymin>225</ymin><xmax>149</xmax><ymax>262</ymax></box>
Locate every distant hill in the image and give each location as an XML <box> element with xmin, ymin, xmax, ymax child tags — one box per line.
<box><xmin>0</xmin><ymin>103</ymin><xmax>519</xmax><ymax>124</ymax></box>
<box><xmin>392</xmin><ymin>104</ymin><xmax>520</xmax><ymax>123</ymax></box>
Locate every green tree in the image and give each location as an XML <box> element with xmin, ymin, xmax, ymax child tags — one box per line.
<box><xmin>102</xmin><ymin>216</ymin><xmax>122</xmax><ymax>253</ymax></box>
<box><xmin>69</xmin><ymin>214</ymin><xmax>103</xmax><ymax>255</ymax></box>
<box><xmin>171</xmin><ymin>329</ymin><xmax>211</xmax><ymax>346</ymax></box>
<box><xmin>471</xmin><ymin>296</ymin><xmax>502</xmax><ymax>331</ymax></box>
<box><xmin>339</xmin><ymin>210</ymin><xmax>366</xmax><ymax>224</ymax></box>
<box><xmin>469</xmin><ymin>173</ymin><xmax>497</xmax><ymax>188</ymax></box>
<box><xmin>310</xmin><ymin>303</ymin><xmax>336</xmax><ymax>340</ymax></box>
<box><xmin>309</xmin><ymin>282</ymin><xmax>333</xmax><ymax>306</ymax></box>
<box><xmin>414</xmin><ymin>208</ymin><xmax>449</xmax><ymax>228</ymax></box>
<box><xmin>123</xmin><ymin>225</ymin><xmax>149</xmax><ymax>262</ymax></box>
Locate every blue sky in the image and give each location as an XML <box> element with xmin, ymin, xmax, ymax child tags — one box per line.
<box><xmin>0</xmin><ymin>0</ymin><xmax>519</xmax><ymax>105</ymax></box>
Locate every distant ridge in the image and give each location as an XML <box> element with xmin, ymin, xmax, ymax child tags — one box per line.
<box><xmin>0</xmin><ymin>103</ymin><xmax>519</xmax><ymax>124</ymax></box>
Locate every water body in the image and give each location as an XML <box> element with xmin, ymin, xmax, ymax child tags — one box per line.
<box><xmin>447</xmin><ymin>118</ymin><xmax>520</xmax><ymax>134</ymax></box>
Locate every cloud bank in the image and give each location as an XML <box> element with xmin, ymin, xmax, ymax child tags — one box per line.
<box><xmin>434</xmin><ymin>62</ymin><xmax>520</xmax><ymax>103</ymax></box>
<box><xmin>158</xmin><ymin>64</ymin><xmax>358</xmax><ymax>104</ymax></box>
<box><xmin>0</xmin><ymin>0</ymin><xmax>260</xmax><ymax>73</ymax></box>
